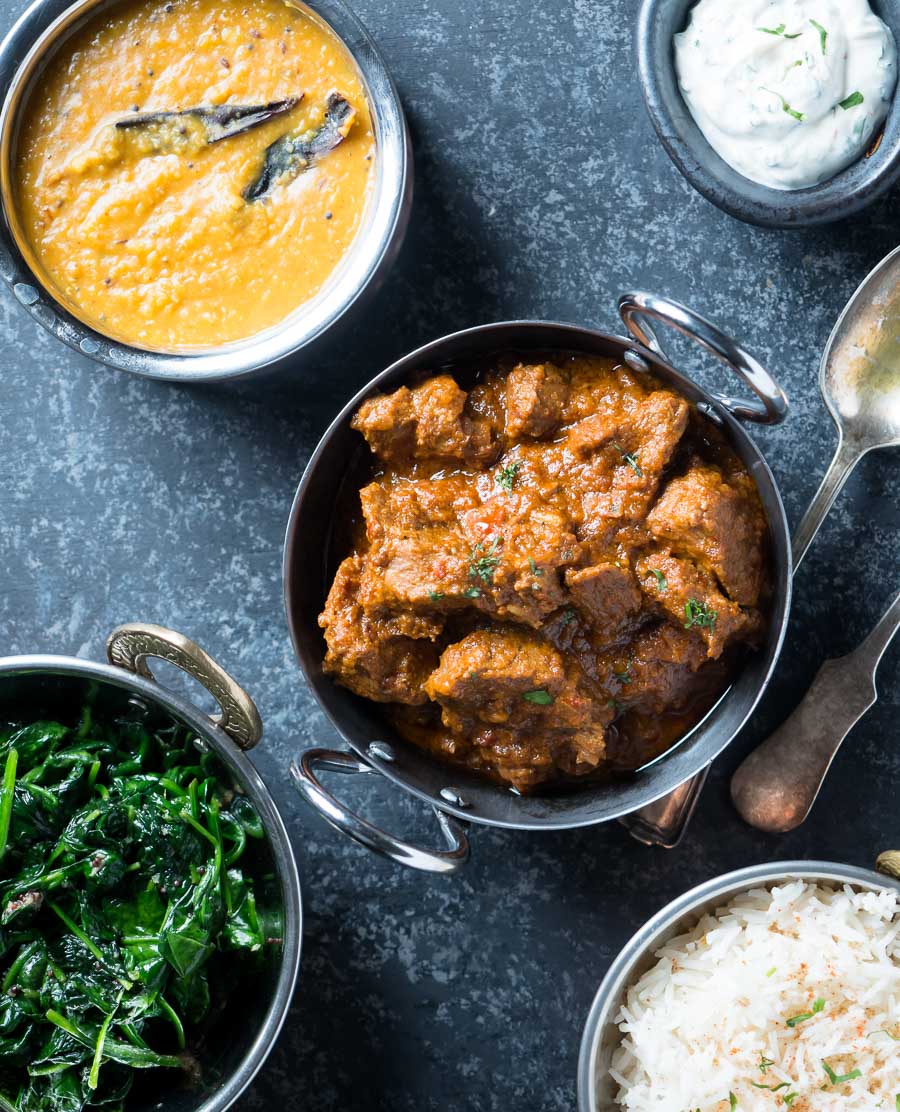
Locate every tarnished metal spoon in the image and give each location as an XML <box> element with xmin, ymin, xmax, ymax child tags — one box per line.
<box><xmin>731</xmin><ymin>589</ymin><xmax>900</xmax><ymax>833</ymax></box>
<box><xmin>791</xmin><ymin>243</ymin><xmax>900</xmax><ymax>568</ymax></box>
<box><xmin>730</xmin><ymin>245</ymin><xmax>900</xmax><ymax>832</ymax></box>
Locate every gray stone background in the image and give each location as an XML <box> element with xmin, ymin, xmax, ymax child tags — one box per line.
<box><xmin>0</xmin><ymin>0</ymin><xmax>898</xmax><ymax>1108</ymax></box>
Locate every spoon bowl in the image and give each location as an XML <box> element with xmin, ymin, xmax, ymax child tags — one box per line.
<box><xmin>824</xmin><ymin>246</ymin><xmax>900</xmax><ymax>440</ymax></box>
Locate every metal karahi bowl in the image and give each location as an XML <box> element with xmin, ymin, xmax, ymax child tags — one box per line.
<box><xmin>0</xmin><ymin>0</ymin><xmax>411</xmax><ymax>381</ymax></box>
<box><xmin>0</xmin><ymin>623</ymin><xmax>302</xmax><ymax>1112</ymax></box>
<box><xmin>283</xmin><ymin>293</ymin><xmax>793</xmax><ymax>872</ymax></box>
<box><xmin>577</xmin><ymin>858</ymin><xmax>900</xmax><ymax>1112</ymax></box>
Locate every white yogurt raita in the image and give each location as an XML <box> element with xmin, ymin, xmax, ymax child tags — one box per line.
<box><xmin>674</xmin><ymin>0</ymin><xmax>898</xmax><ymax>190</ymax></box>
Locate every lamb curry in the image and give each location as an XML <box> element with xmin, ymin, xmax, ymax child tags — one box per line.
<box><xmin>320</xmin><ymin>355</ymin><xmax>771</xmax><ymax>793</ymax></box>
<box><xmin>13</xmin><ymin>0</ymin><xmax>375</xmax><ymax>350</ymax></box>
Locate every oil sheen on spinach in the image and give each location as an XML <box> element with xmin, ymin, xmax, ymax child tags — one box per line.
<box><xmin>0</xmin><ymin>699</ymin><xmax>275</xmax><ymax>1111</ymax></box>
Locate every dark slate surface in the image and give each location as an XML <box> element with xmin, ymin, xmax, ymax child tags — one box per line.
<box><xmin>0</xmin><ymin>0</ymin><xmax>898</xmax><ymax>1108</ymax></box>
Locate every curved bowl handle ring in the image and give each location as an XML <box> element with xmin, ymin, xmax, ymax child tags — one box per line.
<box><xmin>618</xmin><ymin>291</ymin><xmax>788</xmax><ymax>425</ymax></box>
<box><xmin>290</xmin><ymin>748</ymin><xmax>470</xmax><ymax>874</ymax></box>
<box><xmin>106</xmin><ymin>622</ymin><xmax>263</xmax><ymax>750</ymax></box>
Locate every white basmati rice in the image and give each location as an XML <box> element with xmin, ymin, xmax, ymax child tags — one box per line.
<box><xmin>610</xmin><ymin>881</ymin><xmax>899</xmax><ymax>1111</ymax></box>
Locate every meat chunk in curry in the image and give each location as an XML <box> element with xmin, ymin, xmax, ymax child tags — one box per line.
<box><xmin>319</xmin><ymin>354</ymin><xmax>771</xmax><ymax>792</ymax></box>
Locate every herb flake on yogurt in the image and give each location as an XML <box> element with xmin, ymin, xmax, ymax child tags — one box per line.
<box><xmin>674</xmin><ymin>0</ymin><xmax>898</xmax><ymax>190</ymax></box>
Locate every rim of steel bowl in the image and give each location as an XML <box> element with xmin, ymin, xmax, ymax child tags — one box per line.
<box><xmin>577</xmin><ymin>859</ymin><xmax>900</xmax><ymax>1112</ymax></box>
<box><xmin>282</xmin><ymin>302</ymin><xmax>793</xmax><ymax>850</ymax></box>
<box><xmin>0</xmin><ymin>650</ymin><xmax>303</xmax><ymax>1112</ymax></box>
<box><xmin>0</xmin><ymin>0</ymin><xmax>411</xmax><ymax>381</ymax></box>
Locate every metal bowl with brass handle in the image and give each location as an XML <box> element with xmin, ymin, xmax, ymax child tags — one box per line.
<box><xmin>0</xmin><ymin>624</ymin><xmax>302</xmax><ymax>1112</ymax></box>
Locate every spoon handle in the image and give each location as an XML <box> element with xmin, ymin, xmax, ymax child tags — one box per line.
<box><xmin>857</xmin><ymin>588</ymin><xmax>900</xmax><ymax>668</ymax></box>
<box><xmin>731</xmin><ymin>589</ymin><xmax>900</xmax><ymax>833</ymax></box>
<box><xmin>792</xmin><ymin>437</ymin><xmax>862</xmax><ymax>569</ymax></box>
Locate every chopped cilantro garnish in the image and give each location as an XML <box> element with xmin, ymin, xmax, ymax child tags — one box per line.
<box><xmin>495</xmin><ymin>461</ymin><xmax>521</xmax><ymax>492</ymax></box>
<box><xmin>464</xmin><ymin>586</ymin><xmax>482</xmax><ymax>599</ymax></box>
<box><xmin>729</xmin><ymin>1094</ymin><xmax>738</xmax><ymax>1111</ymax></box>
<box><xmin>757</xmin><ymin>23</ymin><xmax>802</xmax><ymax>38</ymax></box>
<box><xmin>523</xmin><ymin>689</ymin><xmax>554</xmax><ymax>705</ymax></box>
<box><xmin>610</xmin><ymin>442</ymin><xmax>643</xmax><ymax>476</ymax></box>
<box><xmin>527</xmin><ymin>556</ymin><xmax>544</xmax><ymax>576</ymax></box>
<box><xmin>751</xmin><ymin>1081</ymin><xmax>789</xmax><ymax>1092</ymax></box>
<box><xmin>684</xmin><ymin>599</ymin><xmax>717</xmax><ymax>631</ymax></box>
<box><xmin>839</xmin><ymin>91</ymin><xmax>865</xmax><ymax>110</ymax></box>
<box><xmin>613</xmin><ymin>667</ymin><xmax>633</xmax><ymax>686</ymax></box>
<box><xmin>810</xmin><ymin>18</ymin><xmax>827</xmax><ymax>53</ymax></box>
<box><xmin>428</xmin><ymin>590</ymin><xmax>444</xmax><ymax>601</ymax></box>
<box><xmin>821</xmin><ymin>1060</ymin><xmax>862</xmax><ymax>1086</ymax></box>
<box><xmin>469</xmin><ymin>536</ymin><xmax>501</xmax><ymax>585</ymax></box>
<box><xmin>647</xmin><ymin>568</ymin><xmax>668</xmax><ymax>592</ymax></box>
<box><xmin>613</xmin><ymin>445</ymin><xmax>643</xmax><ymax>476</ymax></box>
<box><xmin>786</xmin><ymin>997</ymin><xmax>825</xmax><ymax>1027</ymax></box>
<box><xmin>758</xmin><ymin>1056</ymin><xmax>775</xmax><ymax>1073</ymax></box>
<box><xmin>762</xmin><ymin>87</ymin><xmax>805</xmax><ymax>121</ymax></box>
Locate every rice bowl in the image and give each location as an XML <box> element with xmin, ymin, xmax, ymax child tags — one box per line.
<box><xmin>611</xmin><ymin>881</ymin><xmax>899</xmax><ymax>1110</ymax></box>
<box><xmin>577</xmin><ymin>862</ymin><xmax>900</xmax><ymax>1112</ymax></box>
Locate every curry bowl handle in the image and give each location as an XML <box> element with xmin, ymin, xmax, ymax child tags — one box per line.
<box><xmin>106</xmin><ymin>622</ymin><xmax>263</xmax><ymax>750</ymax></box>
<box><xmin>290</xmin><ymin>748</ymin><xmax>471</xmax><ymax>874</ymax></box>
<box><xmin>618</xmin><ymin>291</ymin><xmax>788</xmax><ymax>425</ymax></box>
<box><xmin>617</xmin><ymin>767</ymin><xmax>710</xmax><ymax>849</ymax></box>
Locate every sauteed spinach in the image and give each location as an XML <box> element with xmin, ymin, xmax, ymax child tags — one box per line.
<box><xmin>0</xmin><ymin>699</ymin><xmax>274</xmax><ymax>1112</ymax></box>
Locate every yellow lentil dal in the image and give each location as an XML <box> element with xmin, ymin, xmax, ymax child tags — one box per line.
<box><xmin>13</xmin><ymin>0</ymin><xmax>376</xmax><ymax>349</ymax></box>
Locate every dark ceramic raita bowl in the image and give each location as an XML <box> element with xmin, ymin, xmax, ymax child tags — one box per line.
<box><xmin>637</xmin><ymin>0</ymin><xmax>900</xmax><ymax>228</ymax></box>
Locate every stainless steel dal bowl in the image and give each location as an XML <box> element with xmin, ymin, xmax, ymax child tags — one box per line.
<box><xmin>283</xmin><ymin>292</ymin><xmax>792</xmax><ymax>873</ymax></box>
<box><xmin>577</xmin><ymin>859</ymin><xmax>900</xmax><ymax>1112</ymax></box>
<box><xmin>0</xmin><ymin>623</ymin><xmax>303</xmax><ymax>1112</ymax></box>
<box><xmin>0</xmin><ymin>0</ymin><xmax>411</xmax><ymax>381</ymax></box>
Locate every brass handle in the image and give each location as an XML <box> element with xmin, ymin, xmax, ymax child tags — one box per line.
<box><xmin>877</xmin><ymin>851</ymin><xmax>900</xmax><ymax>880</ymax></box>
<box><xmin>106</xmin><ymin>622</ymin><xmax>263</xmax><ymax>750</ymax></box>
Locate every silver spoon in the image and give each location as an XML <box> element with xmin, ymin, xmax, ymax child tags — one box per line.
<box><xmin>791</xmin><ymin>243</ymin><xmax>900</xmax><ymax>567</ymax></box>
<box><xmin>731</xmin><ymin>589</ymin><xmax>900</xmax><ymax>832</ymax></box>
<box><xmin>630</xmin><ymin>247</ymin><xmax>900</xmax><ymax>847</ymax></box>
<box><xmin>730</xmin><ymin>245</ymin><xmax>900</xmax><ymax>831</ymax></box>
